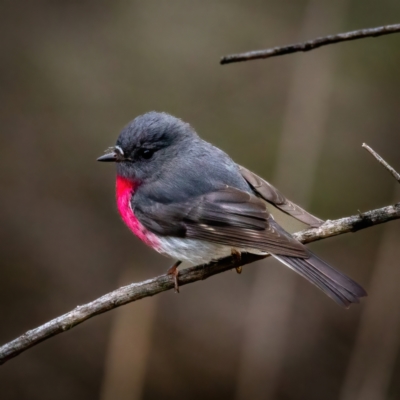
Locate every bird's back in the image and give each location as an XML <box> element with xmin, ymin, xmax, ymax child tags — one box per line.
<box><xmin>134</xmin><ymin>137</ymin><xmax>253</xmax><ymax>205</ymax></box>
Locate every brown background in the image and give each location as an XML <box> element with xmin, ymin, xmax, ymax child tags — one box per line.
<box><xmin>1</xmin><ymin>1</ymin><xmax>400</xmax><ymax>399</ymax></box>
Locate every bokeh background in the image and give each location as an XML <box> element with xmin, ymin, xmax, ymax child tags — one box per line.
<box><xmin>1</xmin><ymin>1</ymin><xmax>400</xmax><ymax>399</ymax></box>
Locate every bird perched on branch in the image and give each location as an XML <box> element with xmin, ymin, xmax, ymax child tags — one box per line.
<box><xmin>98</xmin><ymin>112</ymin><xmax>366</xmax><ymax>307</ymax></box>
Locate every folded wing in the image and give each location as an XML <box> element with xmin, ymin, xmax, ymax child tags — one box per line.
<box><xmin>134</xmin><ymin>186</ymin><xmax>366</xmax><ymax>306</ymax></box>
<box><xmin>135</xmin><ymin>186</ymin><xmax>308</xmax><ymax>257</ymax></box>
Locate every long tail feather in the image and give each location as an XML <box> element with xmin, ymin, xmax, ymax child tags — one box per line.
<box><xmin>272</xmin><ymin>253</ymin><xmax>367</xmax><ymax>307</ymax></box>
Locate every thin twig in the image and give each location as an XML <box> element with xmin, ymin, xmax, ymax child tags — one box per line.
<box><xmin>362</xmin><ymin>143</ymin><xmax>400</xmax><ymax>183</ymax></box>
<box><xmin>1</xmin><ymin>203</ymin><xmax>400</xmax><ymax>365</ymax></box>
<box><xmin>220</xmin><ymin>23</ymin><xmax>400</xmax><ymax>64</ymax></box>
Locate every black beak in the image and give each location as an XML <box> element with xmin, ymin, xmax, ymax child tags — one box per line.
<box><xmin>97</xmin><ymin>152</ymin><xmax>116</xmax><ymax>162</ymax></box>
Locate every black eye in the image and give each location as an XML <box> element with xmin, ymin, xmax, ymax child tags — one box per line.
<box><xmin>138</xmin><ymin>148</ymin><xmax>154</xmax><ymax>160</ymax></box>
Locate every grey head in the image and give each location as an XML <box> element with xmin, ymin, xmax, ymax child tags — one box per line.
<box><xmin>97</xmin><ymin>112</ymin><xmax>199</xmax><ymax>183</ymax></box>
<box><xmin>97</xmin><ymin>111</ymin><xmax>251</xmax><ymax>201</ymax></box>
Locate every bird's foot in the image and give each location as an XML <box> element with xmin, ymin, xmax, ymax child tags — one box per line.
<box><xmin>231</xmin><ymin>249</ymin><xmax>242</xmax><ymax>274</ymax></box>
<box><xmin>167</xmin><ymin>260</ymin><xmax>182</xmax><ymax>293</ymax></box>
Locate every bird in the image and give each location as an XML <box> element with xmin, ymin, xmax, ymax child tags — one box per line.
<box><xmin>97</xmin><ymin>111</ymin><xmax>367</xmax><ymax>307</ymax></box>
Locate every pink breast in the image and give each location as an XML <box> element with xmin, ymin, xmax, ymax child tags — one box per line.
<box><xmin>116</xmin><ymin>176</ymin><xmax>160</xmax><ymax>248</ymax></box>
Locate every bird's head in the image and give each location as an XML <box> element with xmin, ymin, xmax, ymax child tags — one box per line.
<box><xmin>97</xmin><ymin>111</ymin><xmax>197</xmax><ymax>183</ymax></box>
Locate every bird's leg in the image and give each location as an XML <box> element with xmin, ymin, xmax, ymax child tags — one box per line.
<box><xmin>167</xmin><ymin>260</ymin><xmax>182</xmax><ymax>293</ymax></box>
<box><xmin>231</xmin><ymin>249</ymin><xmax>242</xmax><ymax>274</ymax></box>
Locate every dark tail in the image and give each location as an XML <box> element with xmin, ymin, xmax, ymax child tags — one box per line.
<box><xmin>272</xmin><ymin>253</ymin><xmax>367</xmax><ymax>307</ymax></box>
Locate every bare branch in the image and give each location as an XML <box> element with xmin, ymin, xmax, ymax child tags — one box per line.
<box><xmin>220</xmin><ymin>23</ymin><xmax>400</xmax><ymax>64</ymax></box>
<box><xmin>362</xmin><ymin>143</ymin><xmax>400</xmax><ymax>184</ymax></box>
<box><xmin>1</xmin><ymin>202</ymin><xmax>400</xmax><ymax>365</ymax></box>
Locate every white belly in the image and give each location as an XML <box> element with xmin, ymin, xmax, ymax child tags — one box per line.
<box><xmin>155</xmin><ymin>236</ymin><xmax>266</xmax><ymax>265</ymax></box>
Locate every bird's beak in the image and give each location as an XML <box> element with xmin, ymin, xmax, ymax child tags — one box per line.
<box><xmin>97</xmin><ymin>152</ymin><xmax>117</xmax><ymax>162</ymax></box>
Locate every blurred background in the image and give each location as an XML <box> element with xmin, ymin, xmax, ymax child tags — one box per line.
<box><xmin>1</xmin><ymin>1</ymin><xmax>400</xmax><ymax>399</ymax></box>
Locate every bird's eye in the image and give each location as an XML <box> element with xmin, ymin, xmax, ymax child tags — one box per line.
<box><xmin>138</xmin><ymin>148</ymin><xmax>154</xmax><ymax>160</ymax></box>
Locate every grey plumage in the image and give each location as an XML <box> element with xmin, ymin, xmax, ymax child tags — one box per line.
<box><xmin>101</xmin><ymin>111</ymin><xmax>367</xmax><ymax>307</ymax></box>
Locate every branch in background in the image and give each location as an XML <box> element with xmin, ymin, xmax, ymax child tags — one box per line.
<box><xmin>363</xmin><ymin>143</ymin><xmax>400</xmax><ymax>184</ymax></box>
<box><xmin>220</xmin><ymin>23</ymin><xmax>400</xmax><ymax>64</ymax></box>
<box><xmin>0</xmin><ymin>146</ymin><xmax>399</xmax><ymax>366</ymax></box>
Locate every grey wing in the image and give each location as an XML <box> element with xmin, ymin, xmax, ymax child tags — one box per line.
<box><xmin>134</xmin><ymin>186</ymin><xmax>366</xmax><ymax>307</ymax></box>
<box><xmin>134</xmin><ymin>187</ymin><xmax>308</xmax><ymax>258</ymax></box>
<box><xmin>239</xmin><ymin>165</ymin><xmax>324</xmax><ymax>227</ymax></box>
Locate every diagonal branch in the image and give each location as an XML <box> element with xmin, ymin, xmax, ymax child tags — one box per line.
<box><xmin>0</xmin><ymin>203</ymin><xmax>399</xmax><ymax>365</ymax></box>
<box><xmin>1</xmin><ymin>145</ymin><xmax>399</xmax><ymax>366</ymax></box>
<box><xmin>220</xmin><ymin>23</ymin><xmax>400</xmax><ymax>64</ymax></box>
<box><xmin>363</xmin><ymin>143</ymin><xmax>400</xmax><ymax>183</ymax></box>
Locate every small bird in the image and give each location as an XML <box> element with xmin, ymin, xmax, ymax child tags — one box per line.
<box><xmin>98</xmin><ymin>112</ymin><xmax>366</xmax><ymax>307</ymax></box>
